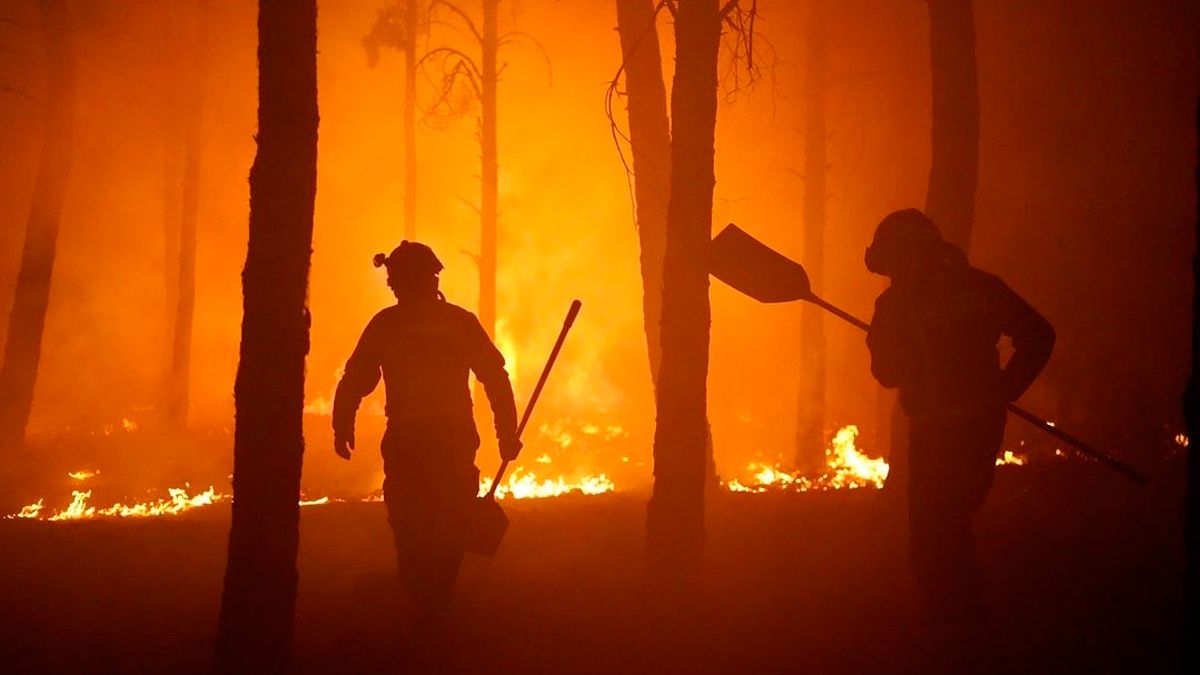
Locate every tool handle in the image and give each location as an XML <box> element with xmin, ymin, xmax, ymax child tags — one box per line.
<box><xmin>809</xmin><ymin>294</ymin><xmax>1147</xmax><ymax>486</ymax></box>
<box><xmin>809</xmin><ymin>294</ymin><xmax>871</xmax><ymax>331</ymax></box>
<box><xmin>487</xmin><ymin>300</ymin><xmax>582</xmax><ymax>499</ymax></box>
<box><xmin>1005</xmin><ymin>404</ymin><xmax>1147</xmax><ymax>485</ymax></box>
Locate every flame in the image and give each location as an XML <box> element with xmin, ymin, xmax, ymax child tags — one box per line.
<box><xmin>495</xmin><ymin>317</ymin><xmax>518</xmax><ymax>390</ymax></box>
<box><xmin>12</xmin><ymin>500</ymin><xmax>44</xmax><ymax>519</ymax></box>
<box><xmin>996</xmin><ymin>450</ymin><xmax>1026</xmax><ymax>466</ymax></box>
<box><xmin>726</xmin><ymin>425</ymin><xmax>890</xmax><ymax>492</ymax></box>
<box><xmin>67</xmin><ymin>469</ymin><xmax>99</xmax><ymax>481</ymax></box>
<box><xmin>479</xmin><ymin>467</ymin><xmax>615</xmax><ymax>500</ymax></box>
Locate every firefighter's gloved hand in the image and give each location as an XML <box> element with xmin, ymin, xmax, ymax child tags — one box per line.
<box><xmin>334</xmin><ymin>431</ymin><xmax>355</xmax><ymax>461</ymax></box>
<box><xmin>499</xmin><ymin>437</ymin><xmax>523</xmax><ymax>462</ymax></box>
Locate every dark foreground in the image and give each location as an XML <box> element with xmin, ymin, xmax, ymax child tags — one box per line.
<box><xmin>0</xmin><ymin>461</ymin><xmax>1185</xmax><ymax>675</ymax></box>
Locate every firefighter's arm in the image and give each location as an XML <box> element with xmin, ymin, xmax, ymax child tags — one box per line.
<box><xmin>331</xmin><ymin>318</ymin><xmax>384</xmax><ymax>460</ymax></box>
<box><xmin>468</xmin><ymin>317</ymin><xmax>521</xmax><ymax>461</ymax></box>
<box><xmin>995</xmin><ymin>278</ymin><xmax>1056</xmax><ymax>402</ymax></box>
<box><xmin>866</xmin><ymin>291</ymin><xmax>918</xmax><ymax>389</ymax></box>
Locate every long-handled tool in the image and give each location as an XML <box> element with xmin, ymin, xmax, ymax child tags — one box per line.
<box><xmin>466</xmin><ymin>299</ymin><xmax>583</xmax><ymax>557</ymax></box>
<box><xmin>709</xmin><ymin>223</ymin><xmax>1148</xmax><ymax>486</ymax></box>
<box><xmin>488</xmin><ymin>299</ymin><xmax>583</xmax><ymax>498</ymax></box>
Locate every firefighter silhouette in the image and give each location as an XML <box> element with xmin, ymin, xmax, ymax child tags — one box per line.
<box><xmin>865</xmin><ymin>209</ymin><xmax>1055</xmax><ymax>621</ymax></box>
<box><xmin>332</xmin><ymin>241</ymin><xmax>521</xmax><ymax>620</ymax></box>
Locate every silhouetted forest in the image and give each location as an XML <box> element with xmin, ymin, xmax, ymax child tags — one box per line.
<box><xmin>0</xmin><ymin>0</ymin><xmax>1195</xmax><ymax>673</ymax></box>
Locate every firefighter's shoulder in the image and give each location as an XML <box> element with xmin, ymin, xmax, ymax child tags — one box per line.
<box><xmin>436</xmin><ymin>300</ymin><xmax>486</xmax><ymax>330</ymax></box>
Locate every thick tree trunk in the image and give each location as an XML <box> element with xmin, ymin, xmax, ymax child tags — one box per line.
<box><xmin>646</xmin><ymin>0</ymin><xmax>720</xmax><ymax>576</ymax></box>
<box><xmin>795</xmin><ymin>0</ymin><xmax>827</xmax><ymax>473</ymax></box>
<box><xmin>616</xmin><ymin>0</ymin><xmax>670</xmax><ymax>388</ymax></box>
<box><xmin>403</xmin><ymin>0</ymin><xmax>417</xmax><ymax>240</ymax></box>
<box><xmin>212</xmin><ymin>0</ymin><xmax>318</xmax><ymax>671</ymax></box>
<box><xmin>925</xmin><ymin>0</ymin><xmax>979</xmax><ymax>250</ymax></box>
<box><xmin>166</xmin><ymin>0</ymin><xmax>210</xmax><ymax>430</ymax></box>
<box><xmin>479</xmin><ymin>0</ymin><xmax>498</xmax><ymax>338</ymax></box>
<box><xmin>0</xmin><ymin>0</ymin><xmax>75</xmax><ymax>450</ymax></box>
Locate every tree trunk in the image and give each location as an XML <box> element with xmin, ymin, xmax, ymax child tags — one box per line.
<box><xmin>925</xmin><ymin>0</ymin><xmax>979</xmax><ymax>250</ymax></box>
<box><xmin>646</xmin><ymin>0</ymin><xmax>720</xmax><ymax>577</ymax></box>
<box><xmin>884</xmin><ymin>0</ymin><xmax>979</xmax><ymax>496</ymax></box>
<box><xmin>212</xmin><ymin>0</ymin><xmax>317</xmax><ymax>671</ymax></box>
<box><xmin>1184</xmin><ymin>90</ymin><xmax>1199</xmax><ymax>674</ymax></box>
<box><xmin>403</xmin><ymin>0</ymin><xmax>417</xmax><ymax>240</ymax></box>
<box><xmin>0</xmin><ymin>0</ymin><xmax>75</xmax><ymax>450</ymax></box>
<box><xmin>479</xmin><ymin>0</ymin><xmax>498</xmax><ymax>338</ymax></box>
<box><xmin>795</xmin><ymin>0</ymin><xmax>827</xmax><ymax>473</ymax></box>
<box><xmin>616</xmin><ymin>0</ymin><xmax>670</xmax><ymax>389</ymax></box>
<box><xmin>166</xmin><ymin>0</ymin><xmax>210</xmax><ymax>430</ymax></box>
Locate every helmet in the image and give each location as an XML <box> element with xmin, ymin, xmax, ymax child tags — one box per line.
<box><xmin>373</xmin><ymin>241</ymin><xmax>444</xmax><ymax>279</ymax></box>
<box><xmin>864</xmin><ymin>209</ymin><xmax>943</xmax><ymax>276</ymax></box>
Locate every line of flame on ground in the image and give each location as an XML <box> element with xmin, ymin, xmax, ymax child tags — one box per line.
<box><xmin>479</xmin><ymin>467</ymin><xmax>615</xmax><ymax>500</ymax></box>
<box><xmin>7</xmin><ymin>469</ymin><xmax>616</xmax><ymax>521</ymax></box>
<box><xmin>9</xmin><ymin>486</ymin><xmax>224</xmax><ymax>521</ymax></box>
<box><xmin>725</xmin><ymin>425</ymin><xmax>1028</xmax><ymax>493</ymax></box>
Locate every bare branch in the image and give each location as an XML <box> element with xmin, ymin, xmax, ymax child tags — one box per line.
<box><xmin>429</xmin><ymin>0</ymin><xmax>481</xmax><ymax>45</ymax></box>
<box><xmin>454</xmin><ymin>193</ymin><xmax>481</xmax><ymax>215</ymax></box>
<box><xmin>718</xmin><ymin>0</ymin><xmax>773</xmax><ymax>102</ymax></box>
<box><xmin>458</xmin><ymin>248</ymin><xmax>481</xmax><ymax>268</ymax></box>
<box><xmin>498</xmin><ymin>29</ymin><xmax>553</xmax><ymax>86</ymax></box>
<box><xmin>417</xmin><ymin>45</ymin><xmax>482</xmax><ymax>81</ymax></box>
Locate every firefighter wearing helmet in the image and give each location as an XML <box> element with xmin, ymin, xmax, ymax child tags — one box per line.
<box><xmin>865</xmin><ymin>209</ymin><xmax>1055</xmax><ymax>623</ymax></box>
<box><xmin>332</xmin><ymin>241</ymin><xmax>521</xmax><ymax>623</ymax></box>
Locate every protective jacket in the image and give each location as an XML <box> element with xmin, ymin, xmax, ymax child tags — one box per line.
<box><xmin>867</xmin><ymin>264</ymin><xmax>1055</xmax><ymax>422</ymax></box>
<box><xmin>332</xmin><ymin>297</ymin><xmax>517</xmax><ymax>451</ymax></box>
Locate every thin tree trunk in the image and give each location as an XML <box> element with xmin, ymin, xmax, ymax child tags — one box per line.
<box><xmin>1184</xmin><ymin>89</ymin><xmax>1199</xmax><ymax>674</ymax></box>
<box><xmin>0</xmin><ymin>0</ymin><xmax>75</xmax><ymax>450</ymax></box>
<box><xmin>166</xmin><ymin>0</ymin><xmax>210</xmax><ymax>430</ymax></box>
<box><xmin>403</xmin><ymin>0</ymin><xmax>417</xmax><ymax>240</ymax></box>
<box><xmin>212</xmin><ymin>0</ymin><xmax>317</xmax><ymax>670</ymax></box>
<box><xmin>616</xmin><ymin>0</ymin><xmax>670</xmax><ymax>389</ymax></box>
<box><xmin>162</xmin><ymin>125</ymin><xmax>182</xmax><ymax>413</ymax></box>
<box><xmin>795</xmin><ymin>0</ymin><xmax>827</xmax><ymax>473</ymax></box>
<box><xmin>479</xmin><ymin>0</ymin><xmax>498</xmax><ymax>338</ymax></box>
<box><xmin>646</xmin><ymin>0</ymin><xmax>720</xmax><ymax>576</ymax></box>
<box><xmin>925</xmin><ymin>0</ymin><xmax>979</xmax><ymax>250</ymax></box>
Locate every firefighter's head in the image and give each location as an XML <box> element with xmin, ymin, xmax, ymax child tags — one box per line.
<box><xmin>864</xmin><ymin>209</ymin><xmax>964</xmax><ymax>282</ymax></box>
<box><xmin>373</xmin><ymin>241</ymin><xmax>443</xmax><ymax>300</ymax></box>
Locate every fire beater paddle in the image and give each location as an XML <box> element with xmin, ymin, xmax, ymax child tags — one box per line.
<box><xmin>466</xmin><ymin>299</ymin><xmax>583</xmax><ymax>558</ymax></box>
<box><xmin>709</xmin><ymin>223</ymin><xmax>1147</xmax><ymax>486</ymax></box>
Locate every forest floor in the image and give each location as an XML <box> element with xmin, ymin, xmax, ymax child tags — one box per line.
<box><xmin>0</xmin><ymin>459</ymin><xmax>1185</xmax><ymax>675</ymax></box>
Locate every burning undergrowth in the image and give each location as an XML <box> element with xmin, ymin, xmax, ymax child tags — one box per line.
<box><xmin>7</xmin><ymin>409</ymin><xmax>1066</xmax><ymax>522</ymax></box>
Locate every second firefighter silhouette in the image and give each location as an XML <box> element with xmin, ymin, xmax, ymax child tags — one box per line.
<box><xmin>332</xmin><ymin>241</ymin><xmax>521</xmax><ymax>617</ymax></box>
<box><xmin>865</xmin><ymin>209</ymin><xmax>1055</xmax><ymax>622</ymax></box>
